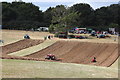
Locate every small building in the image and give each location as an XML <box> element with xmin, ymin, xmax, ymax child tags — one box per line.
<box><xmin>109</xmin><ymin>28</ymin><xmax>115</xmax><ymax>32</ymax></box>
<box><xmin>109</xmin><ymin>28</ymin><xmax>116</xmax><ymax>34</ymax></box>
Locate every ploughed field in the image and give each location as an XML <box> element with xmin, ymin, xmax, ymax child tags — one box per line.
<box><xmin>1</xmin><ymin>39</ymin><xmax>119</xmax><ymax>67</ymax></box>
<box><xmin>26</xmin><ymin>41</ymin><xmax>119</xmax><ymax>67</ymax></box>
<box><xmin>1</xmin><ymin>39</ymin><xmax>44</xmax><ymax>56</ymax></box>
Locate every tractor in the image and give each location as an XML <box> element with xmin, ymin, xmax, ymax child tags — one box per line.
<box><xmin>24</xmin><ymin>34</ymin><xmax>30</xmax><ymax>39</ymax></box>
<box><xmin>45</xmin><ymin>54</ymin><xmax>62</xmax><ymax>61</ymax></box>
<box><xmin>45</xmin><ymin>54</ymin><xmax>56</xmax><ymax>60</ymax></box>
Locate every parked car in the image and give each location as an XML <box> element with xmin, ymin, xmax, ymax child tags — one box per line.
<box><xmin>75</xmin><ymin>36</ymin><xmax>87</xmax><ymax>39</ymax></box>
<box><xmin>58</xmin><ymin>34</ymin><xmax>67</xmax><ymax>38</ymax></box>
<box><xmin>69</xmin><ymin>30</ymin><xmax>75</xmax><ymax>33</ymax></box>
<box><xmin>68</xmin><ymin>35</ymin><xmax>75</xmax><ymax>39</ymax></box>
<box><xmin>97</xmin><ymin>34</ymin><xmax>105</xmax><ymax>38</ymax></box>
<box><xmin>90</xmin><ymin>32</ymin><xmax>97</xmax><ymax>36</ymax></box>
<box><xmin>56</xmin><ymin>32</ymin><xmax>68</xmax><ymax>39</ymax></box>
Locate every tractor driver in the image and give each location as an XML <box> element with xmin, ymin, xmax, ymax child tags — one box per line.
<box><xmin>92</xmin><ymin>57</ymin><xmax>97</xmax><ymax>62</ymax></box>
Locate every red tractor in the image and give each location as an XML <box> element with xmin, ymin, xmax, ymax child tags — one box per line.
<box><xmin>45</xmin><ymin>54</ymin><xmax>62</xmax><ymax>61</ymax></box>
<box><xmin>45</xmin><ymin>54</ymin><xmax>56</xmax><ymax>60</ymax></box>
<box><xmin>91</xmin><ymin>57</ymin><xmax>97</xmax><ymax>62</ymax></box>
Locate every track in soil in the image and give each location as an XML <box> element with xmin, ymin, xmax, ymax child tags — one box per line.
<box><xmin>26</xmin><ymin>41</ymin><xmax>119</xmax><ymax>67</ymax></box>
<box><xmin>1</xmin><ymin>39</ymin><xmax>44</xmax><ymax>55</ymax></box>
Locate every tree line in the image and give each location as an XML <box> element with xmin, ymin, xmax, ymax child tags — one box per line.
<box><xmin>1</xmin><ymin>2</ymin><xmax>120</xmax><ymax>32</ymax></box>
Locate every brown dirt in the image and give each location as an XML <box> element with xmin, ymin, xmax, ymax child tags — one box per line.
<box><xmin>26</xmin><ymin>41</ymin><xmax>119</xmax><ymax>67</ymax></box>
<box><xmin>1</xmin><ymin>39</ymin><xmax>44</xmax><ymax>55</ymax></box>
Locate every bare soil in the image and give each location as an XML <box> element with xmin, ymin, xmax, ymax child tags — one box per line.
<box><xmin>1</xmin><ymin>39</ymin><xmax>119</xmax><ymax>67</ymax></box>
<box><xmin>1</xmin><ymin>39</ymin><xmax>44</xmax><ymax>55</ymax></box>
<box><xmin>26</xmin><ymin>41</ymin><xmax>119</xmax><ymax>67</ymax></box>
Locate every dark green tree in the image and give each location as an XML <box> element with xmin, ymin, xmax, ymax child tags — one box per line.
<box><xmin>70</xmin><ymin>3</ymin><xmax>95</xmax><ymax>27</ymax></box>
<box><xmin>2</xmin><ymin>2</ymin><xmax>44</xmax><ymax>29</ymax></box>
<box><xmin>43</xmin><ymin>7</ymin><xmax>54</xmax><ymax>27</ymax></box>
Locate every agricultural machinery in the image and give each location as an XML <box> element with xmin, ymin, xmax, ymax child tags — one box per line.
<box><xmin>91</xmin><ymin>57</ymin><xmax>97</xmax><ymax>62</ymax></box>
<box><xmin>24</xmin><ymin>34</ymin><xmax>30</xmax><ymax>39</ymax></box>
<box><xmin>45</xmin><ymin>54</ymin><xmax>62</xmax><ymax>61</ymax></box>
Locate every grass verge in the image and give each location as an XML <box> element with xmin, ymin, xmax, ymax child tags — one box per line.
<box><xmin>8</xmin><ymin>40</ymin><xmax>57</xmax><ymax>56</ymax></box>
<box><xmin>2</xmin><ymin>59</ymin><xmax>118</xmax><ymax>78</ymax></box>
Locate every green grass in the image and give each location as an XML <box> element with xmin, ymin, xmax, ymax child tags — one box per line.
<box><xmin>110</xmin><ymin>59</ymin><xmax>118</xmax><ymax>69</ymax></box>
<box><xmin>8</xmin><ymin>40</ymin><xmax>57</xmax><ymax>56</ymax></box>
<box><xmin>2</xmin><ymin>59</ymin><xmax>118</xmax><ymax>78</ymax></box>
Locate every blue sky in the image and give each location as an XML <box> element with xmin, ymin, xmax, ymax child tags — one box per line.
<box><xmin>1</xmin><ymin>0</ymin><xmax>119</xmax><ymax>11</ymax></box>
<box><xmin>33</xmin><ymin>2</ymin><xmax>118</xmax><ymax>11</ymax></box>
<box><xmin>32</xmin><ymin>2</ymin><xmax>74</xmax><ymax>11</ymax></box>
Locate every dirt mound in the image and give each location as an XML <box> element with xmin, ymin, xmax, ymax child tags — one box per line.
<box><xmin>2</xmin><ymin>39</ymin><xmax>44</xmax><ymax>55</ymax></box>
<box><xmin>26</xmin><ymin>41</ymin><xmax>119</xmax><ymax>67</ymax></box>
